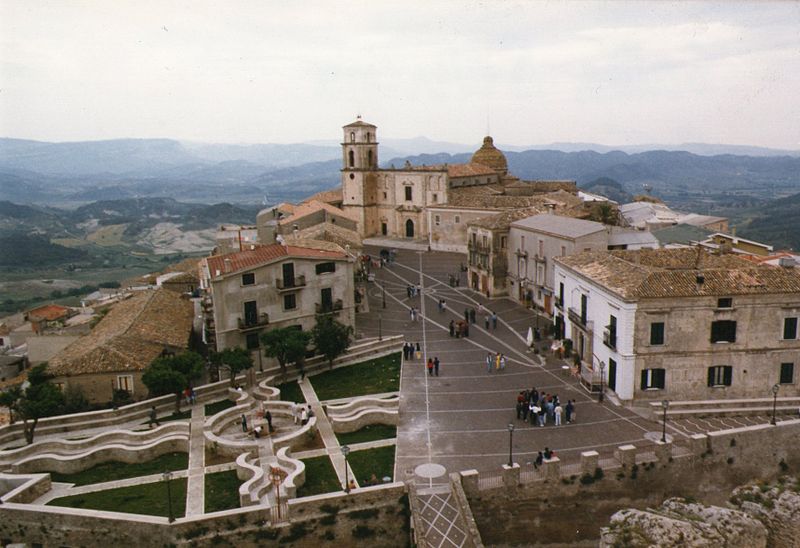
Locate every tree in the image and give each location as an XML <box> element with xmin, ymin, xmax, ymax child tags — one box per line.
<box><xmin>17</xmin><ymin>365</ymin><xmax>65</xmax><ymax>444</ymax></box>
<box><xmin>0</xmin><ymin>386</ymin><xmax>22</xmax><ymax>424</ymax></box>
<box><xmin>312</xmin><ymin>315</ymin><xmax>353</xmax><ymax>369</ymax></box>
<box><xmin>142</xmin><ymin>351</ymin><xmax>204</xmax><ymax>412</ymax></box>
<box><xmin>210</xmin><ymin>347</ymin><xmax>254</xmax><ymax>387</ymax></box>
<box><xmin>261</xmin><ymin>328</ymin><xmax>311</xmax><ymax>377</ymax></box>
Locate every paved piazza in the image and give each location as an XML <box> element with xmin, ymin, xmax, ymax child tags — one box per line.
<box><xmin>356</xmin><ymin>247</ymin><xmax>671</xmax><ymax>487</ymax></box>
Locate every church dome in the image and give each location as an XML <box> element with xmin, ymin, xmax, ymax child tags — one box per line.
<box><xmin>470</xmin><ymin>136</ymin><xmax>508</xmax><ymax>174</ymax></box>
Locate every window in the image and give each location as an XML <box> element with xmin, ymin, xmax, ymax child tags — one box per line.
<box><xmin>780</xmin><ymin>363</ymin><xmax>794</xmax><ymax>384</ymax></box>
<box><xmin>580</xmin><ymin>294</ymin><xmax>587</xmax><ymax>325</ymax></box>
<box><xmin>717</xmin><ymin>297</ymin><xmax>733</xmax><ymax>309</ymax></box>
<box><xmin>405</xmin><ymin>186</ymin><xmax>412</xmax><ymax>201</ymax></box>
<box><xmin>368</xmin><ymin>150</ymin><xmax>373</xmax><ymax>167</ymax></box>
<box><xmin>640</xmin><ymin>368</ymin><xmax>665</xmax><ymax>390</ymax></box>
<box><xmin>315</xmin><ymin>262</ymin><xmax>336</xmax><ymax>275</ymax></box>
<box><xmin>500</xmin><ymin>236</ymin><xmax>507</xmax><ymax>249</ymax></box>
<box><xmin>383</xmin><ymin>192</ymin><xmax>387</xmax><ymax>199</ymax></box>
<box><xmin>282</xmin><ymin>263</ymin><xmax>295</xmax><ymax>287</ymax></box>
<box><xmin>243</xmin><ymin>301</ymin><xmax>258</xmax><ymax>325</ymax></box>
<box><xmin>350</xmin><ymin>132</ymin><xmax>355</xmax><ymax>143</ymax></box>
<box><xmin>321</xmin><ymin>288</ymin><xmax>333</xmax><ymax>311</ymax></box>
<box><xmin>560</xmin><ymin>245</ymin><xmax>566</xmax><ymax>257</ymax></box>
<box><xmin>454</xmin><ymin>215</ymin><xmax>460</xmax><ymax>224</ymax></box>
<box><xmin>650</xmin><ymin>322</ymin><xmax>665</xmax><ymax>345</ymax></box>
<box><xmin>434</xmin><ymin>215</ymin><xmax>440</xmax><ymax>226</ymax></box>
<box><xmin>246</xmin><ymin>333</ymin><xmax>260</xmax><ymax>349</ymax></box>
<box><xmin>241</xmin><ymin>273</ymin><xmax>255</xmax><ymax>286</ymax></box>
<box><xmin>538</xmin><ymin>240</ymin><xmax>544</xmax><ymax>257</ymax></box>
<box><xmin>605</xmin><ymin>315</ymin><xmax>617</xmax><ymax>349</ymax></box>
<box><xmin>558</xmin><ymin>282</ymin><xmax>564</xmax><ymax>307</ymax></box>
<box><xmin>348</xmin><ymin>150</ymin><xmax>354</xmax><ymax>168</ymax></box>
<box><xmin>482</xmin><ymin>235</ymin><xmax>488</xmax><ymax>247</ymax></box>
<box><xmin>117</xmin><ymin>375</ymin><xmax>134</xmax><ymax>393</ymax></box>
<box><xmin>711</xmin><ymin>320</ymin><xmax>737</xmax><ymax>343</ymax></box>
<box><xmin>283</xmin><ymin>293</ymin><xmax>296</xmax><ymax>310</ymax></box>
<box><xmin>707</xmin><ymin>365</ymin><xmax>733</xmax><ymax>387</ymax></box>
<box><xmin>432</xmin><ymin>193</ymin><xmax>438</xmax><ymax>203</ymax></box>
<box><xmin>784</xmin><ymin>317</ymin><xmax>798</xmax><ymax>340</ymax></box>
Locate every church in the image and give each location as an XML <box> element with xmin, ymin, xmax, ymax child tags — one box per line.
<box><xmin>339</xmin><ymin>117</ymin><xmax>578</xmax><ymax>251</ymax></box>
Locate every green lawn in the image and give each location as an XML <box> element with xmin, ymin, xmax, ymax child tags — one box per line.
<box><xmin>297</xmin><ymin>456</ymin><xmax>340</xmax><ymax>498</ymax></box>
<box><xmin>49</xmin><ymin>452</ymin><xmax>189</xmax><ymax>486</ymax></box>
<box><xmin>277</xmin><ymin>381</ymin><xmax>305</xmax><ymax>404</ymax></box>
<box><xmin>49</xmin><ymin>477</ymin><xmax>187</xmax><ymax>518</ymax></box>
<box><xmin>204</xmin><ymin>398</ymin><xmax>236</xmax><ymax>417</ymax></box>
<box><xmin>311</xmin><ymin>353</ymin><xmax>401</xmax><ymax>401</ymax></box>
<box><xmin>335</xmin><ymin>424</ymin><xmax>397</xmax><ymax>446</ymax></box>
<box><xmin>140</xmin><ymin>409</ymin><xmax>191</xmax><ymax>426</ymax></box>
<box><xmin>347</xmin><ymin>446</ymin><xmax>395</xmax><ymax>485</ymax></box>
<box><xmin>204</xmin><ymin>470</ymin><xmax>242</xmax><ymax>513</ymax></box>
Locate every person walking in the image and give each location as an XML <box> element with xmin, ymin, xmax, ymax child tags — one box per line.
<box><xmin>469</xmin><ymin>308</ymin><xmax>476</xmax><ymax>324</ymax></box>
<box><xmin>495</xmin><ymin>353</ymin><xmax>501</xmax><ymax>371</ymax></box>
<box><xmin>265</xmin><ymin>409</ymin><xmax>274</xmax><ymax>432</ymax></box>
<box><xmin>534</xmin><ymin>451</ymin><xmax>544</xmax><ymax>468</ymax></box>
<box><xmin>566</xmin><ymin>400</ymin><xmax>576</xmax><ymax>423</ymax></box>
<box><xmin>486</xmin><ymin>353</ymin><xmax>493</xmax><ymax>373</ymax></box>
<box><xmin>484</xmin><ymin>314</ymin><xmax>490</xmax><ymax>329</ymax></box>
<box><xmin>241</xmin><ymin>414</ymin><xmax>248</xmax><ymax>433</ymax></box>
<box><xmin>427</xmin><ymin>358</ymin><xmax>434</xmax><ymax>376</ymax></box>
<box><xmin>554</xmin><ymin>402</ymin><xmax>563</xmax><ymax>426</ymax></box>
<box><xmin>499</xmin><ymin>354</ymin><xmax>507</xmax><ymax>371</ymax></box>
<box><xmin>433</xmin><ymin>357</ymin><xmax>440</xmax><ymax>376</ymax></box>
<box><xmin>464</xmin><ymin>308</ymin><xmax>470</xmax><ymax>324</ymax></box>
<box><xmin>148</xmin><ymin>406</ymin><xmax>160</xmax><ymax>428</ymax></box>
<box><xmin>449</xmin><ymin>320</ymin><xmax>455</xmax><ymax>337</ymax></box>
<box><xmin>492</xmin><ymin>311</ymin><xmax>498</xmax><ymax>330</ymax></box>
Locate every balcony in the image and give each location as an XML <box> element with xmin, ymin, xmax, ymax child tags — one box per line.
<box><xmin>276</xmin><ymin>275</ymin><xmax>306</xmax><ymax>291</ymax></box>
<box><xmin>237</xmin><ymin>313</ymin><xmax>270</xmax><ymax>332</ymax></box>
<box><xmin>603</xmin><ymin>327</ymin><xmax>617</xmax><ymax>350</ymax></box>
<box><xmin>568</xmin><ymin>307</ymin><xmax>589</xmax><ymax>331</ymax></box>
<box><xmin>316</xmin><ymin>299</ymin><xmax>344</xmax><ymax>315</ymax></box>
<box><xmin>554</xmin><ymin>296</ymin><xmax>563</xmax><ymax>310</ymax></box>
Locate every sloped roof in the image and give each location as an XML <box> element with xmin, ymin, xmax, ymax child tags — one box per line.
<box><xmin>556</xmin><ymin>248</ymin><xmax>800</xmax><ymax>300</ymax></box>
<box><xmin>303</xmin><ymin>188</ymin><xmax>342</xmax><ymax>205</ymax></box>
<box><xmin>511</xmin><ymin>214</ymin><xmax>606</xmax><ymax>239</ymax></box>
<box><xmin>651</xmin><ymin>223</ymin><xmax>713</xmax><ymax>246</ymax></box>
<box><xmin>27</xmin><ymin>304</ymin><xmax>71</xmax><ymax>321</ymax></box>
<box><xmin>468</xmin><ymin>207</ymin><xmax>548</xmax><ymax>230</ymax></box>
<box><xmin>206</xmin><ymin>242</ymin><xmax>347</xmax><ymax>279</ymax></box>
<box><xmin>48</xmin><ymin>289</ymin><xmax>193</xmax><ymax>376</ymax></box>
<box><xmin>278</xmin><ymin>200</ymin><xmax>358</xmax><ymax>226</ymax></box>
<box><xmin>447</xmin><ymin>163</ymin><xmax>498</xmax><ymax>178</ymax></box>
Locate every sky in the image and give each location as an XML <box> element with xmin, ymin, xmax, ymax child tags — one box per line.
<box><xmin>1</xmin><ymin>1</ymin><xmax>799</xmax><ymax>149</ymax></box>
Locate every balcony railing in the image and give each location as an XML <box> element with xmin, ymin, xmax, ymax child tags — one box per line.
<box><xmin>554</xmin><ymin>296</ymin><xmax>563</xmax><ymax>310</ymax></box>
<box><xmin>316</xmin><ymin>299</ymin><xmax>344</xmax><ymax>314</ymax></box>
<box><xmin>603</xmin><ymin>327</ymin><xmax>617</xmax><ymax>350</ymax></box>
<box><xmin>276</xmin><ymin>275</ymin><xmax>306</xmax><ymax>291</ymax></box>
<box><xmin>568</xmin><ymin>307</ymin><xmax>588</xmax><ymax>330</ymax></box>
<box><xmin>237</xmin><ymin>313</ymin><xmax>270</xmax><ymax>331</ymax></box>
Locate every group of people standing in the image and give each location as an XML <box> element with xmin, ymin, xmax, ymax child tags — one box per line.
<box><xmin>403</xmin><ymin>342</ymin><xmax>421</xmax><ymax>360</ymax></box>
<box><xmin>426</xmin><ymin>357</ymin><xmax>441</xmax><ymax>376</ymax></box>
<box><xmin>486</xmin><ymin>352</ymin><xmax>507</xmax><ymax>372</ymax></box>
<box><xmin>406</xmin><ymin>284</ymin><xmax>421</xmax><ymax>299</ymax></box>
<box><xmin>515</xmin><ymin>389</ymin><xmax>575</xmax><ymax>427</ymax></box>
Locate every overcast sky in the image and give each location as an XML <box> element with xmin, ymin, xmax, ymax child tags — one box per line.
<box><xmin>1</xmin><ymin>1</ymin><xmax>799</xmax><ymax>148</ymax></box>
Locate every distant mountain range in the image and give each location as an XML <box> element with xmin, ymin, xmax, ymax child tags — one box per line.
<box><xmin>1</xmin><ymin>137</ymin><xmax>800</xmax><ymax>212</ymax></box>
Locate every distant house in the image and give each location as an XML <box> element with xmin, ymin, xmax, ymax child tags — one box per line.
<box><xmin>0</xmin><ymin>355</ymin><xmax>26</xmax><ymax>384</ymax></box>
<box><xmin>157</xmin><ymin>271</ymin><xmax>199</xmax><ymax>294</ymax></box>
<box><xmin>25</xmin><ymin>304</ymin><xmax>74</xmax><ymax>334</ymax></box>
<box><xmin>47</xmin><ymin>289</ymin><xmax>194</xmax><ymax>403</ymax></box>
<box><xmin>0</xmin><ymin>323</ymin><xmax>10</xmax><ymax>350</ymax></box>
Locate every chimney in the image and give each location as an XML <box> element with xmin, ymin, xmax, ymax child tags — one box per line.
<box><xmin>223</xmin><ymin>258</ymin><xmax>232</xmax><ymax>273</ymax></box>
<box><xmin>696</xmin><ymin>274</ymin><xmax>705</xmax><ymax>292</ymax></box>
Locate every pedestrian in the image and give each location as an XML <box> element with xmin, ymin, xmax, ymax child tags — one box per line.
<box><xmin>455</xmin><ymin>321</ymin><xmax>461</xmax><ymax>338</ymax></box>
<box><xmin>486</xmin><ymin>353</ymin><xmax>493</xmax><ymax>373</ymax></box>
<box><xmin>554</xmin><ymin>402</ymin><xmax>563</xmax><ymax>426</ymax></box>
<box><xmin>241</xmin><ymin>414</ymin><xmax>248</xmax><ymax>433</ymax></box>
<box><xmin>148</xmin><ymin>405</ymin><xmax>160</xmax><ymax>428</ymax></box>
<box><xmin>516</xmin><ymin>399</ymin><xmax>524</xmax><ymax>420</ymax></box>
<box><xmin>484</xmin><ymin>315</ymin><xmax>490</xmax><ymax>329</ymax></box>
<box><xmin>478</xmin><ymin>303</ymin><xmax>485</xmax><ymax>315</ymax></box>
<box><xmin>567</xmin><ymin>400</ymin><xmax>576</xmax><ymax>423</ymax></box>
<box><xmin>291</xmin><ymin>402</ymin><xmax>299</xmax><ymax>424</ymax></box>
<box><xmin>538</xmin><ymin>406</ymin><xmax>546</xmax><ymax>427</ymax></box>
<box><xmin>415</xmin><ymin>342</ymin><xmax>421</xmax><ymax>360</ymax></box>
<box><xmin>416</xmin><ymin>284</ymin><xmax>421</xmax><ymax>297</ymax></box>
<box><xmin>265</xmin><ymin>409</ymin><xmax>274</xmax><ymax>432</ymax></box>
<box><xmin>500</xmin><ymin>354</ymin><xmax>507</xmax><ymax>371</ymax></box>
<box><xmin>470</xmin><ymin>308</ymin><xmax>476</xmax><ymax>324</ymax></box>
<box><xmin>495</xmin><ymin>353</ymin><xmax>501</xmax><ymax>371</ymax></box>
<box><xmin>189</xmin><ymin>387</ymin><xmax>196</xmax><ymax>405</ymax></box>
<box><xmin>427</xmin><ymin>358</ymin><xmax>434</xmax><ymax>376</ymax></box>
<box><xmin>300</xmin><ymin>406</ymin><xmax>308</xmax><ymax>425</ymax></box>
<box><xmin>410</xmin><ymin>307</ymin><xmax>415</xmax><ymax>322</ymax></box>
<box><xmin>534</xmin><ymin>451</ymin><xmax>544</xmax><ymax>468</ymax></box>
<box><xmin>463</xmin><ymin>322</ymin><xmax>469</xmax><ymax>337</ymax></box>
<box><xmin>464</xmin><ymin>308</ymin><xmax>469</xmax><ymax>324</ymax></box>
<box><xmin>434</xmin><ymin>357</ymin><xmax>440</xmax><ymax>376</ymax></box>
<box><xmin>403</xmin><ymin>343</ymin><xmax>409</xmax><ymax>360</ymax></box>
<box><xmin>522</xmin><ymin>398</ymin><xmax>530</xmax><ymax>422</ymax></box>
<box><xmin>407</xmin><ymin>285</ymin><xmax>412</xmax><ymax>299</ymax></box>
<box><xmin>441</xmin><ymin>299</ymin><xmax>446</xmax><ymax>311</ymax></box>
<box><xmin>449</xmin><ymin>320</ymin><xmax>455</xmax><ymax>337</ymax></box>
<box><xmin>544</xmin><ymin>447</ymin><xmax>555</xmax><ymax>460</ymax></box>
<box><xmin>492</xmin><ymin>311</ymin><xmax>498</xmax><ymax>329</ymax></box>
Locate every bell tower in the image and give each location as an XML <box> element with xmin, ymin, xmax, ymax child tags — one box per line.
<box><xmin>341</xmin><ymin>116</ymin><xmax>378</xmax><ymax>235</ymax></box>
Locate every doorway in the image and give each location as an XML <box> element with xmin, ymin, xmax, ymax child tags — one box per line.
<box><xmin>608</xmin><ymin>359</ymin><xmax>617</xmax><ymax>391</ymax></box>
<box><xmin>405</xmin><ymin>219</ymin><xmax>414</xmax><ymax>238</ymax></box>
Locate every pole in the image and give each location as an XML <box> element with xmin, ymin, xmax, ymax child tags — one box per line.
<box><xmin>507</xmin><ymin>424</ymin><xmax>514</xmax><ymax>467</ymax></box>
<box><xmin>661</xmin><ymin>405</ymin><xmax>668</xmax><ymax>443</ymax></box>
<box><xmin>378</xmin><ymin>314</ymin><xmax>383</xmax><ymax>341</ymax></box>
<box><xmin>598</xmin><ymin>362</ymin><xmax>605</xmax><ymax>403</ymax></box>
<box><xmin>344</xmin><ymin>459</ymin><xmax>350</xmax><ymax>493</ymax></box>
<box><xmin>771</xmin><ymin>384</ymin><xmax>779</xmax><ymax>425</ymax></box>
<box><xmin>164</xmin><ymin>471</ymin><xmax>174</xmax><ymax>523</ymax></box>
<box><xmin>382</xmin><ymin>284</ymin><xmax>386</xmax><ymax>309</ymax></box>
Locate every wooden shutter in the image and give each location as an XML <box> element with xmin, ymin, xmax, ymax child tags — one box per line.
<box><xmin>655</xmin><ymin>369</ymin><xmax>666</xmax><ymax>389</ymax></box>
<box><xmin>640</xmin><ymin>370</ymin><xmax>648</xmax><ymax>390</ymax></box>
<box><xmin>723</xmin><ymin>366</ymin><xmax>733</xmax><ymax>386</ymax></box>
<box><xmin>707</xmin><ymin>367</ymin><xmax>715</xmax><ymax>387</ymax></box>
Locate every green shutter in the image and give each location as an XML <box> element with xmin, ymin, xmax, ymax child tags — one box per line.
<box><xmin>723</xmin><ymin>366</ymin><xmax>733</xmax><ymax>386</ymax></box>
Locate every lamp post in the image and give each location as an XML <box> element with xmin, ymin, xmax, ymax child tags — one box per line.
<box><xmin>598</xmin><ymin>361</ymin><xmax>606</xmax><ymax>403</ymax></box>
<box><xmin>342</xmin><ymin>445</ymin><xmax>351</xmax><ymax>493</ymax></box>
<box><xmin>162</xmin><ymin>470</ymin><xmax>174</xmax><ymax>523</ymax></box>
<box><xmin>378</xmin><ymin>313</ymin><xmax>383</xmax><ymax>341</ymax></box>
<box><xmin>661</xmin><ymin>400</ymin><xmax>670</xmax><ymax>443</ymax></box>
<box><xmin>269</xmin><ymin>467</ymin><xmax>282</xmax><ymax>520</ymax></box>
<box><xmin>507</xmin><ymin>423</ymin><xmax>515</xmax><ymax>467</ymax></box>
<box><xmin>771</xmin><ymin>384</ymin><xmax>780</xmax><ymax>425</ymax></box>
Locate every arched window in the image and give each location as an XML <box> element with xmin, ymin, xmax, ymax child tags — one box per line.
<box><xmin>368</xmin><ymin>150</ymin><xmax>373</xmax><ymax>167</ymax></box>
<box><xmin>405</xmin><ymin>219</ymin><xmax>415</xmax><ymax>238</ymax></box>
<box><xmin>367</xmin><ymin>132</ymin><xmax>371</xmax><ymax>142</ymax></box>
<box><xmin>348</xmin><ymin>150</ymin><xmax>355</xmax><ymax>168</ymax></box>
<box><xmin>350</xmin><ymin>132</ymin><xmax>355</xmax><ymax>143</ymax></box>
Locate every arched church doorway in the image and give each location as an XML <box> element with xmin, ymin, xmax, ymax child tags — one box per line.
<box><xmin>405</xmin><ymin>219</ymin><xmax>414</xmax><ymax>238</ymax></box>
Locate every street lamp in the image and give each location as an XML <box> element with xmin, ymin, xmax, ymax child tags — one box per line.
<box><xmin>342</xmin><ymin>445</ymin><xmax>351</xmax><ymax>493</ymax></box>
<box><xmin>269</xmin><ymin>467</ymin><xmax>282</xmax><ymax>520</ymax></box>
<box><xmin>771</xmin><ymin>384</ymin><xmax>780</xmax><ymax>425</ymax></box>
<box><xmin>661</xmin><ymin>400</ymin><xmax>670</xmax><ymax>443</ymax></box>
<box><xmin>382</xmin><ymin>282</ymin><xmax>386</xmax><ymax>309</ymax></box>
<box><xmin>378</xmin><ymin>313</ymin><xmax>383</xmax><ymax>341</ymax></box>
<box><xmin>162</xmin><ymin>470</ymin><xmax>174</xmax><ymax>523</ymax></box>
<box><xmin>598</xmin><ymin>361</ymin><xmax>606</xmax><ymax>403</ymax></box>
<box><xmin>507</xmin><ymin>423</ymin><xmax>515</xmax><ymax>467</ymax></box>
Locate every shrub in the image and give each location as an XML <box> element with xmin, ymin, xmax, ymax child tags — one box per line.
<box><xmin>593</xmin><ymin>467</ymin><xmax>604</xmax><ymax>481</ymax></box>
<box><xmin>730</xmin><ymin>439</ymin><xmax>737</xmax><ymax>447</ymax></box>
<box><xmin>349</xmin><ymin>508</ymin><xmax>379</xmax><ymax>520</ymax></box>
<box><xmin>320</xmin><ymin>514</ymin><xmax>336</xmax><ymax>526</ymax></box>
<box><xmin>779</xmin><ymin>459</ymin><xmax>789</xmax><ymax>473</ymax></box>
<box><xmin>280</xmin><ymin>523</ymin><xmax>309</xmax><ymax>543</ymax></box>
<box><xmin>579</xmin><ymin>473</ymin><xmax>595</xmax><ymax>485</ymax></box>
<box><xmin>320</xmin><ymin>503</ymin><xmax>340</xmax><ymax>515</ymax></box>
<box><xmin>352</xmin><ymin>525</ymin><xmax>375</xmax><ymax>539</ymax></box>
<box><xmin>727</xmin><ymin>457</ymin><xmax>735</xmax><ymax>465</ymax></box>
<box><xmin>322</xmin><ymin>531</ymin><xmax>335</xmax><ymax>541</ymax></box>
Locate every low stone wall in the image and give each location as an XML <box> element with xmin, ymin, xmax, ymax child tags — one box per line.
<box><xmin>276</xmin><ymin>447</ymin><xmax>305</xmax><ymax>500</ymax></box>
<box><xmin>329</xmin><ymin>409</ymin><xmax>398</xmax><ymax>434</ymax></box>
<box><xmin>325</xmin><ymin>395</ymin><xmax>399</xmax><ymax>416</ymax></box>
<box><xmin>0</xmin><ymin>473</ymin><xmax>50</xmax><ymax>504</ymax></box>
<box><xmin>12</xmin><ymin>435</ymin><xmax>189</xmax><ymax>474</ymax></box>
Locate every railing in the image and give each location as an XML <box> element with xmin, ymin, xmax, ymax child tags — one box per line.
<box><xmin>237</xmin><ymin>313</ymin><xmax>270</xmax><ymax>331</ymax></box>
<box><xmin>477</xmin><ymin>470</ymin><xmax>504</xmax><ymax>491</ymax></box>
<box><xmin>276</xmin><ymin>275</ymin><xmax>306</xmax><ymax>290</ymax></box>
<box><xmin>316</xmin><ymin>299</ymin><xmax>344</xmax><ymax>314</ymax></box>
<box><xmin>519</xmin><ymin>463</ymin><xmax>546</xmax><ymax>484</ymax></box>
<box><xmin>603</xmin><ymin>328</ymin><xmax>617</xmax><ymax>350</ymax></box>
<box><xmin>568</xmin><ymin>307</ymin><xmax>587</xmax><ymax>330</ymax></box>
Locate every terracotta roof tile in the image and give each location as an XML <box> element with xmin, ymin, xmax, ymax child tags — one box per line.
<box><xmin>47</xmin><ymin>289</ymin><xmax>193</xmax><ymax>376</ymax></box>
<box><xmin>303</xmin><ymin>188</ymin><xmax>342</xmax><ymax>205</ymax></box>
<box><xmin>27</xmin><ymin>304</ymin><xmax>71</xmax><ymax>321</ymax></box>
<box><xmin>447</xmin><ymin>163</ymin><xmax>498</xmax><ymax>178</ymax></box>
<box><xmin>278</xmin><ymin>200</ymin><xmax>358</xmax><ymax>226</ymax></box>
<box><xmin>206</xmin><ymin>242</ymin><xmax>347</xmax><ymax>279</ymax></box>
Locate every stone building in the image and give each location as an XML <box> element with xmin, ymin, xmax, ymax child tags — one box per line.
<box><xmin>199</xmin><ymin>240</ymin><xmax>355</xmax><ymax>358</ymax></box>
<box><xmin>339</xmin><ymin>117</ymin><xmax>578</xmax><ymax>249</ymax></box>
<box><xmin>47</xmin><ymin>289</ymin><xmax>194</xmax><ymax>403</ymax></box>
<box><xmin>554</xmin><ymin>247</ymin><xmax>800</xmax><ymax>403</ymax></box>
